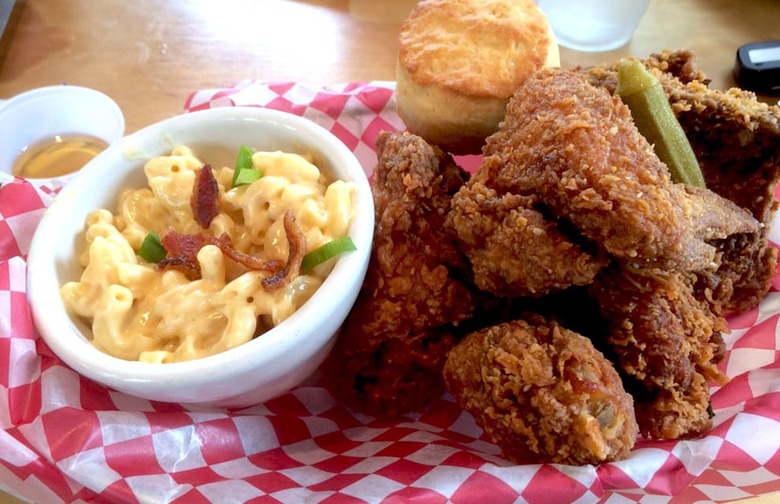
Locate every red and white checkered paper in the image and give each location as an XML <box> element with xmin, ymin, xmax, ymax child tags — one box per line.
<box><xmin>2</xmin><ymin>81</ymin><xmax>780</xmax><ymax>504</ymax></box>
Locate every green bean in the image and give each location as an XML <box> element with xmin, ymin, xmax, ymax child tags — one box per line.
<box><xmin>616</xmin><ymin>59</ymin><xmax>706</xmax><ymax>187</ymax></box>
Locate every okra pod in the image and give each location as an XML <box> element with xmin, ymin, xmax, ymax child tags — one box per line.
<box><xmin>616</xmin><ymin>59</ymin><xmax>706</xmax><ymax>188</ymax></box>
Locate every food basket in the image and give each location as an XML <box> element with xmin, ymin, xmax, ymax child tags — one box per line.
<box><xmin>1</xmin><ymin>81</ymin><xmax>779</xmax><ymax>503</ymax></box>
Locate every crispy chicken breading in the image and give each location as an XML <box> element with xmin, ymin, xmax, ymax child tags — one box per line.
<box><xmin>697</xmin><ymin>233</ymin><xmax>778</xmax><ymax>315</ymax></box>
<box><xmin>444</xmin><ymin>317</ymin><xmax>639</xmax><ymax>465</ymax></box>
<box><xmin>589</xmin><ymin>265</ymin><xmax>728</xmax><ymax>439</ymax></box>
<box><xmin>446</xmin><ymin>183</ymin><xmax>608</xmax><ymax>297</ymax></box>
<box><xmin>322</xmin><ymin>131</ymin><xmax>475</xmax><ymax>417</ymax></box>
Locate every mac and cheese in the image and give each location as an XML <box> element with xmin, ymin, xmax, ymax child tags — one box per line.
<box><xmin>61</xmin><ymin>145</ymin><xmax>356</xmax><ymax>363</ymax></box>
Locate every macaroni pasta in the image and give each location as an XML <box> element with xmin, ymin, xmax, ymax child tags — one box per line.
<box><xmin>61</xmin><ymin>145</ymin><xmax>356</xmax><ymax>363</ymax></box>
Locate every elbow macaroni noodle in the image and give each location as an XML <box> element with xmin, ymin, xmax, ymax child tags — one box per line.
<box><xmin>61</xmin><ymin>146</ymin><xmax>356</xmax><ymax>363</ymax></box>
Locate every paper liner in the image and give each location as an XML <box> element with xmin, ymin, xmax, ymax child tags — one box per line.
<box><xmin>2</xmin><ymin>81</ymin><xmax>780</xmax><ymax>503</ymax></box>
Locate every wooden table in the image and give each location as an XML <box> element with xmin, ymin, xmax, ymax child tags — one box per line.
<box><xmin>1</xmin><ymin>0</ymin><xmax>777</xmax><ymax>134</ymax></box>
<box><xmin>0</xmin><ymin>1</ymin><xmax>779</xmax><ymax>503</ymax></box>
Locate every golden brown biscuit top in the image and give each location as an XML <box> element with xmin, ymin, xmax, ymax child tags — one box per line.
<box><xmin>398</xmin><ymin>0</ymin><xmax>554</xmax><ymax>99</ymax></box>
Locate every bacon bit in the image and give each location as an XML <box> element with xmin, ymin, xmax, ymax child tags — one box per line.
<box><xmin>157</xmin><ymin>230</ymin><xmax>284</xmax><ymax>281</ymax></box>
<box><xmin>191</xmin><ymin>164</ymin><xmax>220</xmax><ymax>229</ymax></box>
<box><xmin>262</xmin><ymin>210</ymin><xmax>307</xmax><ymax>291</ymax></box>
<box><xmin>161</xmin><ymin>231</ymin><xmax>209</xmax><ymax>259</ymax></box>
<box><xmin>158</xmin><ymin>232</ymin><xmax>210</xmax><ymax>280</ymax></box>
<box><xmin>215</xmin><ymin>237</ymin><xmax>284</xmax><ymax>272</ymax></box>
<box><xmin>156</xmin><ymin>256</ymin><xmax>202</xmax><ymax>281</ymax></box>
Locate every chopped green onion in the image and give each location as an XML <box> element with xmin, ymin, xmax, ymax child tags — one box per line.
<box><xmin>233</xmin><ymin>167</ymin><xmax>261</xmax><ymax>186</ymax></box>
<box><xmin>138</xmin><ymin>231</ymin><xmax>166</xmax><ymax>263</ymax></box>
<box><xmin>231</xmin><ymin>145</ymin><xmax>259</xmax><ymax>188</ymax></box>
<box><xmin>300</xmin><ymin>236</ymin><xmax>357</xmax><ymax>274</ymax></box>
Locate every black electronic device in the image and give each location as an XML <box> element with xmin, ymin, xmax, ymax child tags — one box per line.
<box><xmin>735</xmin><ymin>40</ymin><xmax>780</xmax><ymax>94</ymax></box>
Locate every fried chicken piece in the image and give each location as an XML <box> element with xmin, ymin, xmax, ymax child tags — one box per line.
<box><xmin>581</xmin><ymin>49</ymin><xmax>709</xmax><ymax>92</ymax></box>
<box><xmin>445</xmin><ymin>65</ymin><xmax>761</xmax><ymax>444</ymax></box>
<box><xmin>669</xmin><ymin>77</ymin><xmax>780</xmax><ymax>314</ymax></box>
<box><xmin>322</xmin><ymin>131</ymin><xmax>475</xmax><ymax>417</ymax></box>
<box><xmin>443</xmin><ymin>317</ymin><xmax>639</xmax><ymax>465</ymax></box>
<box><xmin>467</xmin><ymin>67</ymin><xmax>758</xmax><ymax>273</ymax></box>
<box><xmin>576</xmin><ymin>51</ymin><xmax>780</xmax><ymax>437</ymax></box>
<box><xmin>585</xmin><ymin>50</ymin><xmax>780</xmax><ymax>313</ymax></box>
<box><xmin>447</xmin><ymin>181</ymin><xmax>608</xmax><ymax>297</ymax></box>
<box><xmin>586</xmin><ymin>50</ymin><xmax>780</xmax><ymax>225</ymax></box>
<box><xmin>589</xmin><ymin>265</ymin><xmax>728</xmax><ymax>439</ymax></box>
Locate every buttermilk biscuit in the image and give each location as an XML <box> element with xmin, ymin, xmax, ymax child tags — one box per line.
<box><xmin>396</xmin><ymin>0</ymin><xmax>559</xmax><ymax>155</ymax></box>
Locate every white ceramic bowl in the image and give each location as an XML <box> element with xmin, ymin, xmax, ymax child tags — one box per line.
<box><xmin>26</xmin><ymin>107</ymin><xmax>374</xmax><ymax>408</ymax></box>
<box><xmin>0</xmin><ymin>85</ymin><xmax>125</xmax><ymax>186</ymax></box>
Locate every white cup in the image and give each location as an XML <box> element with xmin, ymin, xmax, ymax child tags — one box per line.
<box><xmin>536</xmin><ymin>0</ymin><xmax>650</xmax><ymax>52</ymax></box>
<box><xmin>0</xmin><ymin>85</ymin><xmax>125</xmax><ymax>186</ymax></box>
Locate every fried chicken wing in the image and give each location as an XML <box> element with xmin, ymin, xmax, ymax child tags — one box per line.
<box><xmin>574</xmin><ymin>51</ymin><xmax>780</xmax><ymax>437</ymax></box>
<box><xmin>322</xmin><ymin>131</ymin><xmax>475</xmax><ymax>417</ymax></box>
<box><xmin>443</xmin><ymin>317</ymin><xmax>639</xmax><ymax>465</ymax></box>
